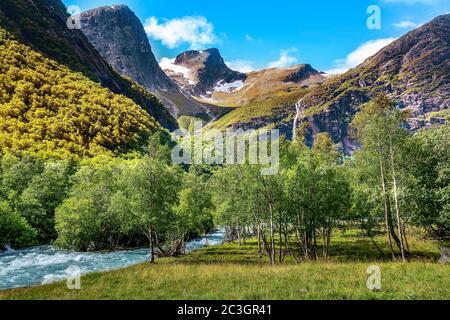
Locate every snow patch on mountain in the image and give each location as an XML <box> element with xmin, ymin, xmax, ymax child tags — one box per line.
<box><xmin>160</xmin><ymin>57</ymin><xmax>195</xmax><ymax>85</ymax></box>
<box><xmin>213</xmin><ymin>80</ymin><xmax>244</xmax><ymax>93</ymax></box>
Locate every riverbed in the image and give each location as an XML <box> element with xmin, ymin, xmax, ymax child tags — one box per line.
<box><xmin>0</xmin><ymin>230</ymin><xmax>225</xmax><ymax>290</ymax></box>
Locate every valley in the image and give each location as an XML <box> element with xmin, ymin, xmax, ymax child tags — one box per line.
<box><xmin>0</xmin><ymin>0</ymin><xmax>448</xmax><ymax>302</ymax></box>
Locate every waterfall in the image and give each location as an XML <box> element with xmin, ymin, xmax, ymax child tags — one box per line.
<box><xmin>292</xmin><ymin>98</ymin><xmax>304</xmax><ymax>140</ymax></box>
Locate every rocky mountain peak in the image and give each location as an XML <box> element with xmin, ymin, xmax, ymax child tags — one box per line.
<box><xmin>283</xmin><ymin>64</ymin><xmax>325</xmax><ymax>84</ymax></box>
<box><xmin>166</xmin><ymin>48</ymin><xmax>246</xmax><ymax>96</ymax></box>
<box><xmin>79</xmin><ymin>5</ymin><xmax>176</xmax><ymax>92</ymax></box>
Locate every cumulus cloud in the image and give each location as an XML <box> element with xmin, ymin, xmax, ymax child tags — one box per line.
<box><xmin>226</xmin><ymin>60</ymin><xmax>255</xmax><ymax>73</ymax></box>
<box><xmin>393</xmin><ymin>20</ymin><xmax>422</xmax><ymax>28</ymax></box>
<box><xmin>326</xmin><ymin>38</ymin><xmax>397</xmax><ymax>74</ymax></box>
<box><xmin>268</xmin><ymin>48</ymin><xmax>298</xmax><ymax>68</ymax></box>
<box><xmin>144</xmin><ymin>16</ymin><xmax>216</xmax><ymax>49</ymax></box>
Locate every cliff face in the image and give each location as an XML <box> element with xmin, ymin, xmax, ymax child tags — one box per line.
<box><xmin>0</xmin><ymin>0</ymin><xmax>178</xmax><ymax>130</ymax></box>
<box><xmin>164</xmin><ymin>48</ymin><xmax>247</xmax><ymax>96</ymax></box>
<box><xmin>79</xmin><ymin>5</ymin><xmax>176</xmax><ymax>92</ymax></box>
<box><xmin>79</xmin><ymin>5</ymin><xmax>216</xmax><ymax>120</ymax></box>
<box><xmin>295</xmin><ymin>14</ymin><xmax>450</xmax><ymax>150</ymax></box>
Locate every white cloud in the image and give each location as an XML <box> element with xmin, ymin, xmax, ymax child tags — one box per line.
<box><xmin>226</xmin><ymin>60</ymin><xmax>255</xmax><ymax>73</ymax></box>
<box><xmin>144</xmin><ymin>16</ymin><xmax>216</xmax><ymax>49</ymax></box>
<box><xmin>393</xmin><ymin>20</ymin><xmax>422</xmax><ymax>28</ymax></box>
<box><xmin>326</xmin><ymin>38</ymin><xmax>397</xmax><ymax>74</ymax></box>
<box><xmin>268</xmin><ymin>48</ymin><xmax>298</xmax><ymax>68</ymax></box>
<box><xmin>245</xmin><ymin>34</ymin><xmax>253</xmax><ymax>42</ymax></box>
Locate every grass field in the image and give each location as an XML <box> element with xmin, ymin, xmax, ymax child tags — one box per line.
<box><xmin>1</xmin><ymin>230</ymin><xmax>448</xmax><ymax>300</ymax></box>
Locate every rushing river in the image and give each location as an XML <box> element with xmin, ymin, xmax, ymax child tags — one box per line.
<box><xmin>0</xmin><ymin>230</ymin><xmax>225</xmax><ymax>290</ymax></box>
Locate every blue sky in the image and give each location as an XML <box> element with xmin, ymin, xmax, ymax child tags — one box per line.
<box><xmin>64</xmin><ymin>0</ymin><xmax>450</xmax><ymax>73</ymax></box>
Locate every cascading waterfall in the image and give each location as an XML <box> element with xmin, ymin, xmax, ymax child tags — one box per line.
<box><xmin>292</xmin><ymin>98</ymin><xmax>304</xmax><ymax>140</ymax></box>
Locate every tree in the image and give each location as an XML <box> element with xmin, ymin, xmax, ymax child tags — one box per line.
<box><xmin>351</xmin><ymin>94</ymin><xmax>409</xmax><ymax>261</ymax></box>
<box><xmin>55</xmin><ymin>156</ymin><xmax>127</xmax><ymax>251</ymax></box>
<box><xmin>0</xmin><ymin>200</ymin><xmax>37</xmax><ymax>249</ymax></box>
<box><xmin>124</xmin><ymin>155</ymin><xmax>181</xmax><ymax>262</ymax></box>
<box><xmin>18</xmin><ymin>160</ymin><xmax>74</xmax><ymax>242</ymax></box>
<box><xmin>404</xmin><ymin>125</ymin><xmax>450</xmax><ymax>239</ymax></box>
<box><xmin>284</xmin><ymin>134</ymin><xmax>350</xmax><ymax>260</ymax></box>
<box><xmin>171</xmin><ymin>167</ymin><xmax>214</xmax><ymax>255</ymax></box>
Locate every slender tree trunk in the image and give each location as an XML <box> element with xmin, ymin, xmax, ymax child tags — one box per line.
<box><xmin>279</xmin><ymin>211</ymin><xmax>283</xmax><ymax>263</ymax></box>
<box><xmin>303</xmin><ymin>212</ymin><xmax>309</xmax><ymax>260</ymax></box>
<box><xmin>313</xmin><ymin>227</ymin><xmax>318</xmax><ymax>260</ymax></box>
<box><xmin>327</xmin><ymin>231</ymin><xmax>331</xmax><ymax>260</ymax></box>
<box><xmin>148</xmin><ymin>228</ymin><xmax>155</xmax><ymax>263</ymax></box>
<box><xmin>379</xmin><ymin>154</ymin><xmax>396</xmax><ymax>259</ymax></box>
<box><xmin>367</xmin><ymin>228</ymin><xmax>384</xmax><ymax>257</ymax></box>
<box><xmin>402</xmin><ymin>222</ymin><xmax>410</xmax><ymax>252</ymax></box>
<box><xmin>257</xmin><ymin>225</ymin><xmax>262</xmax><ymax>256</ymax></box>
<box><xmin>269</xmin><ymin>201</ymin><xmax>275</xmax><ymax>265</ymax></box>
<box><xmin>389</xmin><ymin>137</ymin><xmax>407</xmax><ymax>262</ymax></box>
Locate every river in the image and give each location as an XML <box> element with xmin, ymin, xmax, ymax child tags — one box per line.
<box><xmin>0</xmin><ymin>230</ymin><xmax>225</xmax><ymax>290</ymax></box>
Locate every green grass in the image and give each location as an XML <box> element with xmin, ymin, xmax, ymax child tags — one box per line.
<box><xmin>1</xmin><ymin>230</ymin><xmax>448</xmax><ymax>300</ymax></box>
<box><xmin>209</xmin><ymin>89</ymin><xmax>308</xmax><ymax>130</ymax></box>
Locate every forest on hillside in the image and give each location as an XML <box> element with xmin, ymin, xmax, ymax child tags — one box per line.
<box><xmin>1</xmin><ymin>93</ymin><xmax>448</xmax><ymax>264</ymax></box>
<box><xmin>0</xmin><ymin>28</ymin><xmax>159</xmax><ymax>158</ymax></box>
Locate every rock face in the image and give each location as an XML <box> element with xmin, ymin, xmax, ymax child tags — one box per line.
<box><xmin>79</xmin><ymin>5</ymin><xmax>176</xmax><ymax>92</ymax></box>
<box><xmin>295</xmin><ymin>14</ymin><xmax>450</xmax><ymax>150</ymax></box>
<box><xmin>163</xmin><ymin>48</ymin><xmax>247</xmax><ymax>96</ymax></box>
<box><xmin>79</xmin><ymin>5</ymin><xmax>214</xmax><ymax>119</ymax></box>
<box><xmin>282</xmin><ymin>64</ymin><xmax>325</xmax><ymax>85</ymax></box>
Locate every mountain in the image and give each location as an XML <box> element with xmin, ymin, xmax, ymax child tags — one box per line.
<box><xmin>202</xmin><ymin>64</ymin><xmax>325</xmax><ymax>107</ymax></box>
<box><xmin>162</xmin><ymin>48</ymin><xmax>247</xmax><ymax>97</ymax></box>
<box><xmin>160</xmin><ymin>48</ymin><xmax>326</xmax><ymax>134</ymax></box>
<box><xmin>79</xmin><ymin>5</ymin><xmax>175</xmax><ymax>93</ymax></box>
<box><xmin>205</xmin><ymin>64</ymin><xmax>326</xmax><ymax>134</ymax></box>
<box><xmin>79</xmin><ymin>5</ymin><xmax>218</xmax><ymax>120</ymax></box>
<box><xmin>0</xmin><ymin>0</ymin><xmax>177</xmax><ymax>130</ymax></box>
<box><xmin>295</xmin><ymin>14</ymin><xmax>450</xmax><ymax>150</ymax></box>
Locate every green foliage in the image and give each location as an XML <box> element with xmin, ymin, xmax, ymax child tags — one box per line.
<box><xmin>54</xmin><ymin>135</ymin><xmax>212</xmax><ymax>256</ymax></box>
<box><xmin>0</xmin><ymin>28</ymin><xmax>159</xmax><ymax>158</ymax></box>
<box><xmin>0</xmin><ymin>200</ymin><xmax>37</xmax><ymax>248</ymax></box>
<box><xmin>210</xmin><ymin>89</ymin><xmax>308</xmax><ymax>130</ymax></box>
<box><xmin>18</xmin><ymin>160</ymin><xmax>74</xmax><ymax>242</ymax></box>
<box><xmin>404</xmin><ymin>125</ymin><xmax>450</xmax><ymax>238</ymax></box>
<box><xmin>172</xmin><ymin>168</ymin><xmax>214</xmax><ymax>246</ymax></box>
<box><xmin>54</xmin><ymin>156</ymin><xmax>134</xmax><ymax>251</ymax></box>
<box><xmin>178</xmin><ymin>116</ymin><xmax>205</xmax><ymax>132</ymax></box>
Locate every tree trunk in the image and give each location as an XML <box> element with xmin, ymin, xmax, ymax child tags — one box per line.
<box><xmin>148</xmin><ymin>228</ymin><xmax>155</xmax><ymax>263</ymax></box>
<box><xmin>379</xmin><ymin>154</ymin><xmax>396</xmax><ymax>259</ymax></box>
<box><xmin>257</xmin><ymin>225</ymin><xmax>262</xmax><ymax>256</ymax></box>
<box><xmin>279</xmin><ymin>211</ymin><xmax>283</xmax><ymax>263</ymax></box>
<box><xmin>269</xmin><ymin>201</ymin><xmax>275</xmax><ymax>265</ymax></box>
<box><xmin>389</xmin><ymin>137</ymin><xmax>407</xmax><ymax>262</ymax></box>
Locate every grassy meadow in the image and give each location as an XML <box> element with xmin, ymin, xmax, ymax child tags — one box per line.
<box><xmin>1</xmin><ymin>230</ymin><xmax>448</xmax><ymax>300</ymax></box>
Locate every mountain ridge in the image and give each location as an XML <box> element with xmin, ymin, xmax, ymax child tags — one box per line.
<box><xmin>0</xmin><ymin>0</ymin><xmax>178</xmax><ymax>130</ymax></box>
<box><xmin>163</xmin><ymin>48</ymin><xmax>247</xmax><ymax>97</ymax></box>
<box><xmin>294</xmin><ymin>13</ymin><xmax>450</xmax><ymax>149</ymax></box>
<box><xmin>79</xmin><ymin>5</ymin><xmax>176</xmax><ymax>92</ymax></box>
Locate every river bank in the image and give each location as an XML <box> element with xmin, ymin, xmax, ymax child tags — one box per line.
<box><xmin>0</xmin><ymin>230</ymin><xmax>225</xmax><ymax>290</ymax></box>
